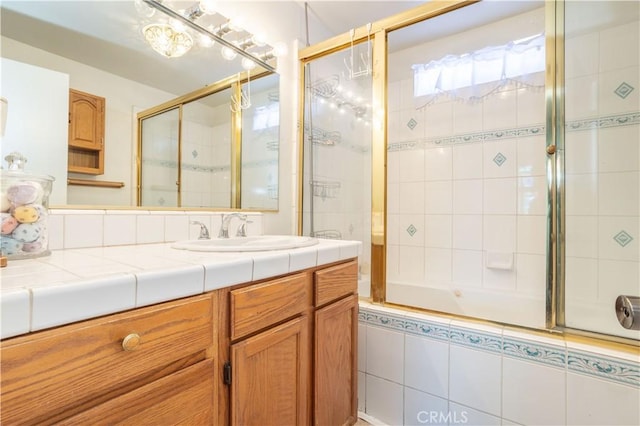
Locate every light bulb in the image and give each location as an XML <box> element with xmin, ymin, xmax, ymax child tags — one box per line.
<box><xmin>198</xmin><ymin>34</ymin><xmax>215</xmax><ymax>48</ymax></box>
<box><xmin>221</xmin><ymin>46</ymin><xmax>237</xmax><ymax>61</ymax></box>
<box><xmin>170</xmin><ymin>17</ymin><xmax>186</xmax><ymax>33</ymax></box>
<box><xmin>228</xmin><ymin>17</ymin><xmax>245</xmax><ymax>32</ymax></box>
<box><xmin>134</xmin><ymin>0</ymin><xmax>156</xmax><ymax>18</ymax></box>
<box><xmin>199</xmin><ymin>0</ymin><xmax>216</xmax><ymax>14</ymax></box>
<box><xmin>272</xmin><ymin>41</ymin><xmax>288</xmax><ymax>57</ymax></box>
<box><xmin>241</xmin><ymin>57</ymin><xmax>256</xmax><ymax>70</ymax></box>
<box><xmin>251</xmin><ymin>34</ymin><xmax>267</xmax><ymax>47</ymax></box>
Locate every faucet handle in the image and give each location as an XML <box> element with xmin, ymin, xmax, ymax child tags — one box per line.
<box><xmin>236</xmin><ymin>215</ymin><xmax>252</xmax><ymax>237</ymax></box>
<box><xmin>190</xmin><ymin>220</ymin><xmax>210</xmax><ymax>240</ymax></box>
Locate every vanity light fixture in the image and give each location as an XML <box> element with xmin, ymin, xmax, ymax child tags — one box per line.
<box><xmin>141</xmin><ymin>0</ymin><xmax>278</xmax><ymax>72</ymax></box>
<box><xmin>143</xmin><ymin>23</ymin><xmax>194</xmax><ymax>58</ymax></box>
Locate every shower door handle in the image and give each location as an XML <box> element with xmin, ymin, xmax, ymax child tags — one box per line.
<box><xmin>616</xmin><ymin>295</ymin><xmax>640</xmax><ymax>330</ymax></box>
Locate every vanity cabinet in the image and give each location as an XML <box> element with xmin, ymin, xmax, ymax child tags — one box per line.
<box><xmin>221</xmin><ymin>259</ymin><xmax>358</xmax><ymax>426</ymax></box>
<box><xmin>0</xmin><ymin>293</ymin><xmax>216</xmax><ymax>425</ymax></box>
<box><xmin>68</xmin><ymin>88</ymin><xmax>105</xmax><ymax>175</ymax></box>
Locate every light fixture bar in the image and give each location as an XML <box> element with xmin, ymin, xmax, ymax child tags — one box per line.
<box><xmin>142</xmin><ymin>0</ymin><xmax>276</xmax><ymax>72</ymax></box>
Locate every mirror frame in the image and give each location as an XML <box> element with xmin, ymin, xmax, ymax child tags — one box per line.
<box><xmin>136</xmin><ymin>68</ymin><xmax>278</xmax><ymax>211</ymax></box>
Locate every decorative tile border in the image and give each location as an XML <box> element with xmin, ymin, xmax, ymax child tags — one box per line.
<box><xmin>359</xmin><ymin>306</ymin><xmax>640</xmax><ymax>388</ymax></box>
<box><xmin>387</xmin><ymin>111</ymin><xmax>639</xmax><ymax>152</ymax></box>
<box><xmin>503</xmin><ymin>338</ymin><xmax>566</xmax><ymax>368</ymax></box>
<box><xmin>568</xmin><ymin>350</ymin><xmax>640</xmax><ymax>387</ymax></box>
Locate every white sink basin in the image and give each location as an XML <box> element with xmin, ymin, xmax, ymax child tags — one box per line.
<box><xmin>171</xmin><ymin>235</ymin><xmax>319</xmax><ymax>252</ymax></box>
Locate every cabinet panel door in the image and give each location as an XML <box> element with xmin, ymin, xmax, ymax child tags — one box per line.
<box><xmin>58</xmin><ymin>360</ymin><xmax>214</xmax><ymax>425</ymax></box>
<box><xmin>314</xmin><ymin>260</ymin><xmax>357</xmax><ymax>307</ymax></box>
<box><xmin>231</xmin><ymin>315</ymin><xmax>310</xmax><ymax>426</ymax></box>
<box><xmin>315</xmin><ymin>294</ymin><xmax>358</xmax><ymax>426</ymax></box>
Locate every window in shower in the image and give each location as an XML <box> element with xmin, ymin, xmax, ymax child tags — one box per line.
<box><xmin>562</xmin><ymin>0</ymin><xmax>640</xmax><ymax>340</ymax></box>
<box><xmin>301</xmin><ymin>45</ymin><xmax>373</xmax><ymax>297</ymax></box>
<box><xmin>385</xmin><ymin>1</ymin><xmax>548</xmax><ymax>328</ymax></box>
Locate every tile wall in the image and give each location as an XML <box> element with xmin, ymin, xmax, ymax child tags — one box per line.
<box><xmin>563</xmin><ymin>9</ymin><xmax>640</xmax><ymax>338</ymax></box>
<box><xmin>385</xmin><ymin>7</ymin><xmax>548</xmax><ymax>329</ymax></box>
<box><xmin>358</xmin><ymin>302</ymin><xmax>640</xmax><ymax>426</ymax></box>
<box><xmin>47</xmin><ymin>209</ymin><xmax>263</xmax><ymax>250</ymax></box>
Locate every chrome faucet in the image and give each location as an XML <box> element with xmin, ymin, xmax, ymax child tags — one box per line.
<box><xmin>218</xmin><ymin>213</ymin><xmax>248</xmax><ymax>238</ymax></box>
<box><xmin>190</xmin><ymin>220</ymin><xmax>210</xmax><ymax>240</ymax></box>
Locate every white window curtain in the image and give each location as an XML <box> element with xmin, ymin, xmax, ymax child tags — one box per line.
<box><xmin>413</xmin><ymin>33</ymin><xmax>545</xmax><ymax>102</ymax></box>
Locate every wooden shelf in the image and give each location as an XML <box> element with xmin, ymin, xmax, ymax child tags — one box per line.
<box><xmin>67</xmin><ymin>178</ymin><xmax>124</xmax><ymax>188</ymax></box>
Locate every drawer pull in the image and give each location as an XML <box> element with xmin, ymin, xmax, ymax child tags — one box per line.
<box><xmin>121</xmin><ymin>333</ymin><xmax>141</xmax><ymax>351</ymax></box>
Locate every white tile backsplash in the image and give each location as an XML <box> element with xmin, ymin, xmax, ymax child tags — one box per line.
<box><xmin>64</xmin><ymin>213</ymin><xmax>104</xmax><ymax>249</ymax></box>
<box><xmin>404</xmin><ymin>334</ymin><xmax>449</xmax><ymax>398</ymax></box>
<box><xmin>366</xmin><ymin>324</ymin><xmax>405</xmax><ymax>384</ymax></box>
<box><xmin>449</xmin><ymin>345</ymin><xmax>502</xmax><ymax>416</ymax></box>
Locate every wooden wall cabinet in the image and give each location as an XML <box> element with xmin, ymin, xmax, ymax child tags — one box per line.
<box><xmin>68</xmin><ymin>88</ymin><xmax>105</xmax><ymax>175</ymax></box>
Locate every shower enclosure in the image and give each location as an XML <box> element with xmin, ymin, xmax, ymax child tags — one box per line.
<box><xmin>300</xmin><ymin>0</ymin><xmax>639</xmax><ymax>343</ymax></box>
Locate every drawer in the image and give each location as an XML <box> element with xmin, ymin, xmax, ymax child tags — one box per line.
<box><xmin>230</xmin><ymin>272</ymin><xmax>312</xmax><ymax>341</ymax></box>
<box><xmin>1</xmin><ymin>294</ymin><xmax>214</xmax><ymax>425</ymax></box>
<box><xmin>58</xmin><ymin>359</ymin><xmax>215</xmax><ymax>425</ymax></box>
<box><xmin>314</xmin><ymin>260</ymin><xmax>358</xmax><ymax>307</ymax></box>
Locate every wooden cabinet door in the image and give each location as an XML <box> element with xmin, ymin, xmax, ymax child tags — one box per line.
<box><xmin>68</xmin><ymin>89</ymin><xmax>105</xmax><ymax>174</ymax></box>
<box><xmin>231</xmin><ymin>315</ymin><xmax>310</xmax><ymax>426</ymax></box>
<box><xmin>314</xmin><ymin>294</ymin><xmax>358</xmax><ymax>426</ymax></box>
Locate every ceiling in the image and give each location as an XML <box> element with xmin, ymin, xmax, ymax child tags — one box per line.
<box><xmin>0</xmin><ymin>1</ymin><xmax>542</xmax><ymax>95</ymax></box>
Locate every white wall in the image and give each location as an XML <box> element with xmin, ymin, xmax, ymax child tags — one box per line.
<box><xmin>0</xmin><ymin>58</ymin><xmax>68</xmax><ymax>205</ymax></box>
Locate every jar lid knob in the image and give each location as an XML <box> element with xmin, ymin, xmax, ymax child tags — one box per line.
<box><xmin>4</xmin><ymin>151</ymin><xmax>27</xmax><ymax>171</ymax></box>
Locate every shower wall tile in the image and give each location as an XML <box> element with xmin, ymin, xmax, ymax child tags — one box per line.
<box><xmin>516</xmin><ymin>135</ymin><xmax>546</xmax><ymax>176</ymax></box>
<box><xmin>565</xmin><ymin>256</ymin><xmax>598</xmax><ymax>301</ymax></box>
<box><xmin>399</xmin><ymin>214</ymin><xmax>425</xmax><ymax>247</ymax></box>
<box><xmin>388</xmin><ymin>80</ymin><xmax>401</xmax><ymax>112</ymax></box>
<box><xmin>388</xmin><ymin>111</ymin><xmax>401</xmax><ymax>144</ymax></box>
<box><xmin>482</xmin><ymin>89</ymin><xmax>517</xmax><ymax>130</ymax></box>
<box><xmin>517</xmin><ymin>176</ymin><xmax>546</xmax><ymax>215</ymax></box>
<box><xmin>425</xmin><ymin>181</ymin><xmax>453</xmax><ymax>215</ymax></box>
<box><xmin>399</xmin><ymin>108</ymin><xmax>422</xmax><ymax>142</ymax></box>
<box><xmin>399</xmin><ymin>182</ymin><xmax>425</xmax><ymax>214</ymax></box>
<box><xmin>597</xmin><ymin>260</ymin><xmax>639</xmax><ymax>303</ymax></box>
<box><xmin>424</xmin><ymin>248</ymin><xmax>452</xmax><ymax>286</ymax></box>
<box><xmin>565</xmin><ymin>173</ymin><xmax>599</xmax><ymax>216</ymax></box>
<box><xmin>483</xmin><ymin>140</ymin><xmax>516</xmax><ymax>178</ymax></box>
<box><xmin>598</xmin><ymin>125</ymin><xmax>640</xmax><ymax>172</ymax></box>
<box><xmin>565</xmin><ymin>74</ymin><xmax>599</xmax><ymax>121</ymax></box>
<box><xmin>453</xmin><ymin>215</ymin><xmax>483</xmax><ymax>250</ymax></box>
<box><xmin>452</xmin><ymin>249</ymin><xmax>483</xmax><ymax>288</ymax></box>
<box><xmin>387</xmin><ymin>214</ymin><xmax>400</xmax><ymax>245</ymax></box>
<box><xmin>449</xmin><ymin>402</ymin><xmax>501</xmax><ymax>426</ymax></box>
<box><xmin>453</xmin><ymin>143</ymin><xmax>483</xmax><ymax>179</ymax></box>
<box><xmin>483</xmin><ymin>215</ymin><xmax>516</xmax><ymax>252</ymax></box>
<box><xmin>453</xmin><ymin>100</ymin><xmax>483</xmax><ymax>134</ymax></box>
<box><xmin>564</xmin><ymin>129</ymin><xmax>598</xmax><ymax>174</ymax></box>
<box><xmin>399</xmin><ymin>245</ymin><xmax>425</xmax><ymax>284</ymax></box>
<box><xmin>502</xmin><ymin>358</ymin><xmax>566</xmax><ymax>426</ymax></box>
<box><xmin>483</xmin><ymin>178</ymin><xmax>517</xmax><ymax>214</ymax></box>
<box><xmin>424</xmin><ymin>101</ymin><xmax>453</xmax><ymax>138</ymax></box>
<box><xmin>453</xmin><ymin>179</ymin><xmax>483</xmax><ymax>214</ymax></box>
<box><xmin>516</xmin><ymin>86</ymin><xmax>546</xmax><ymax>126</ymax></box>
<box><xmin>515</xmin><ymin>253</ymin><xmax>546</xmax><ymax>295</ymax></box>
<box><xmin>399</xmin><ymin>149</ymin><xmax>425</xmax><ymax>182</ymax></box>
<box><xmin>482</xmin><ymin>266</ymin><xmax>516</xmax><ymax>291</ymax></box>
<box><xmin>516</xmin><ymin>215</ymin><xmax>546</xmax><ymax>255</ymax></box>
<box><xmin>424</xmin><ymin>147</ymin><xmax>453</xmax><ymax>181</ymax></box>
<box><xmin>424</xmin><ymin>214</ymin><xmax>452</xmax><ymax>248</ymax></box>
<box><xmin>565</xmin><ymin>32</ymin><xmax>599</xmax><ymax>78</ymax></box>
<box><xmin>564</xmin><ymin>216</ymin><xmax>598</xmax><ymax>258</ymax></box>
<box><xmin>599</xmin><ymin>20</ymin><xmax>639</xmax><ymax>72</ymax></box>
<box><xmin>597</xmin><ymin>171</ymin><xmax>639</xmax><ymax>216</ymax></box>
<box><xmin>598</xmin><ymin>67</ymin><xmax>639</xmax><ymax>115</ymax></box>
<box><xmin>598</xmin><ymin>216</ymin><xmax>638</xmax><ymax>261</ymax></box>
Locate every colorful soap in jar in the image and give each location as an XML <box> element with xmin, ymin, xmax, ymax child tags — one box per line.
<box><xmin>1</xmin><ymin>152</ymin><xmax>54</xmax><ymax>259</ymax></box>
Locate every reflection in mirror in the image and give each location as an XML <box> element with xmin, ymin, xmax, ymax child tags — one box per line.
<box><xmin>139</xmin><ymin>107</ymin><xmax>179</xmax><ymax>207</ymax></box>
<box><xmin>241</xmin><ymin>73</ymin><xmax>280</xmax><ymax>210</ymax></box>
<box><xmin>181</xmin><ymin>89</ymin><xmax>232</xmax><ymax>208</ymax></box>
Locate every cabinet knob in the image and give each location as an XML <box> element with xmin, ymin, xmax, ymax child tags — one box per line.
<box><xmin>122</xmin><ymin>333</ymin><xmax>141</xmax><ymax>351</ymax></box>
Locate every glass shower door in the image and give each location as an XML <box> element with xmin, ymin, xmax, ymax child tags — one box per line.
<box><xmin>302</xmin><ymin>47</ymin><xmax>373</xmax><ymax>296</ymax></box>
<box><xmin>139</xmin><ymin>107</ymin><xmax>179</xmax><ymax>207</ymax></box>
<box><xmin>563</xmin><ymin>0</ymin><xmax>640</xmax><ymax>339</ymax></box>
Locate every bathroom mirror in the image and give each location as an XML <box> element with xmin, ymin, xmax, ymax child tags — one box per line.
<box><xmin>0</xmin><ymin>0</ymin><xmax>280</xmax><ymax>210</ymax></box>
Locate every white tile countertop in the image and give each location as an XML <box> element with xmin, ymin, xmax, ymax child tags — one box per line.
<box><xmin>0</xmin><ymin>238</ymin><xmax>362</xmax><ymax>339</ymax></box>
